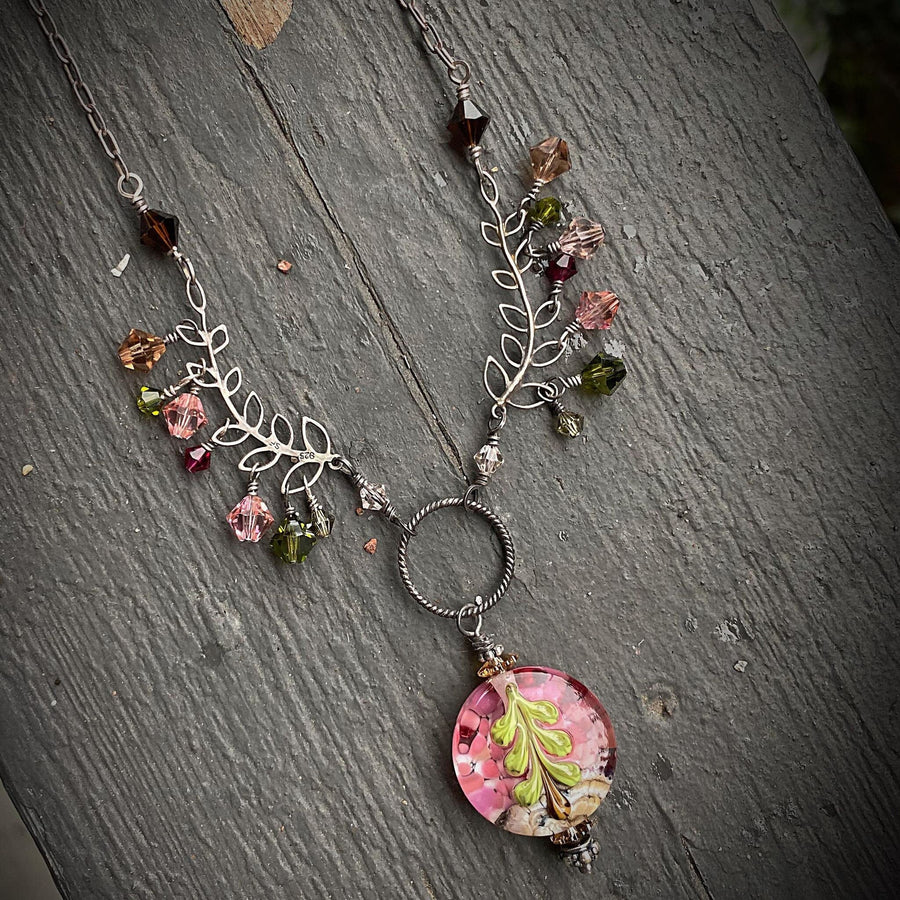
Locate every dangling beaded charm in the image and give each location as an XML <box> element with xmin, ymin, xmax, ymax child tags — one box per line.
<box><xmin>184</xmin><ymin>444</ymin><xmax>212</xmax><ymax>473</ymax></box>
<box><xmin>117</xmin><ymin>328</ymin><xmax>167</xmax><ymax>372</ymax></box>
<box><xmin>529</xmin><ymin>136</ymin><xmax>571</xmax><ymax>184</ymax></box>
<box><xmin>162</xmin><ymin>388</ymin><xmax>208</xmax><ymax>439</ymax></box>
<box><xmin>271</xmin><ymin>493</ymin><xmax>317</xmax><ymax>563</ymax></box>
<box><xmin>305</xmin><ymin>487</ymin><xmax>334</xmax><ymax>539</ymax></box>
<box><xmin>136</xmin><ymin>385</ymin><xmax>166</xmax><ymax>417</ymax></box>
<box><xmin>227</xmin><ymin>471</ymin><xmax>274</xmax><ymax>543</ymax></box>
<box><xmin>560</xmin><ymin>291</ymin><xmax>620</xmax><ymax>353</ymax></box>
<box><xmin>580</xmin><ymin>352</ymin><xmax>627</xmax><ymax>395</ymax></box>
<box><xmin>551</xmin><ymin>399</ymin><xmax>584</xmax><ymax>438</ymax></box>
<box><xmin>558</xmin><ymin>217</ymin><xmax>605</xmax><ymax>260</ymax></box>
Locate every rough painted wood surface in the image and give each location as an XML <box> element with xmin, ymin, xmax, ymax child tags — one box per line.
<box><xmin>1</xmin><ymin>1</ymin><xmax>898</xmax><ymax>897</ymax></box>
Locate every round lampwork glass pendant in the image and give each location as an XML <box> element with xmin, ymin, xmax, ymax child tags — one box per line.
<box><xmin>452</xmin><ymin>666</ymin><xmax>616</xmax><ymax>837</ymax></box>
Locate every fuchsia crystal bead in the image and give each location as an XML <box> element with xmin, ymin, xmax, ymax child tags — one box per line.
<box><xmin>184</xmin><ymin>445</ymin><xmax>211</xmax><ymax>473</ymax></box>
<box><xmin>162</xmin><ymin>392</ymin><xmax>208</xmax><ymax>439</ymax></box>
<box><xmin>575</xmin><ymin>290</ymin><xmax>620</xmax><ymax>331</ymax></box>
<box><xmin>559</xmin><ymin>217</ymin><xmax>606</xmax><ymax>260</ymax></box>
<box><xmin>226</xmin><ymin>494</ymin><xmax>274</xmax><ymax>543</ymax></box>
<box><xmin>547</xmin><ymin>254</ymin><xmax>578</xmax><ymax>283</ymax></box>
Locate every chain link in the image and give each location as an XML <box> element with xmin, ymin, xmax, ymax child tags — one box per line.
<box><xmin>395</xmin><ymin>0</ymin><xmax>471</xmax><ymax>87</ymax></box>
<box><xmin>29</xmin><ymin>0</ymin><xmax>135</xmax><ymax>182</ymax></box>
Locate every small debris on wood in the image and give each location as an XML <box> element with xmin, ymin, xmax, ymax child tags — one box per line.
<box><xmin>110</xmin><ymin>253</ymin><xmax>130</xmax><ymax>277</ymax></box>
<box><xmin>683</xmin><ymin>615</ymin><xmax>698</xmax><ymax>633</ymax></box>
<box><xmin>21</xmin><ymin>464</ymin><xmax>34</xmax><ymax>476</ymax></box>
<box><xmin>558</xmin><ymin>530</ymin><xmax>569</xmax><ymax>542</ymax></box>
<box><xmin>356</xmin><ymin>507</ymin><xmax>364</xmax><ymax>516</ymax></box>
<box><xmin>364</xmin><ymin>538</ymin><xmax>377</xmax><ymax>555</ymax></box>
<box><xmin>623</xmin><ymin>223</ymin><xmax>637</xmax><ymax>239</ymax></box>
<box><xmin>734</xmin><ymin>659</ymin><xmax>748</xmax><ymax>673</ymax></box>
<box><xmin>276</xmin><ymin>259</ymin><xmax>293</xmax><ymax>273</ymax></box>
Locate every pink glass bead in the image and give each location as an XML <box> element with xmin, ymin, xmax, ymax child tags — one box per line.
<box><xmin>162</xmin><ymin>392</ymin><xmax>208</xmax><ymax>439</ymax></box>
<box><xmin>575</xmin><ymin>290</ymin><xmax>620</xmax><ymax>331</ymax></box>
<box><xmin>226</xmin><ymin>494</ymin><xmax>275</xmax><ymax>543</ymax></box>
<box><xmin>184</xmin><ymin>445</ymin><xmax>211</xmax><ymax>473</ymax></box>
<box><xmin>452</xmin><ymin>666</ymin><xmax>616</xmax><ymax>837</ymax></box>
<box><xmin>546</xmin><ymin>254</ymin><xmax>578</xmax><ymax>283</ymax></box>
<box><xmin>558</xmin><ymin>217</ymin><xmax>605</xmax><ymax>260</ymax></box>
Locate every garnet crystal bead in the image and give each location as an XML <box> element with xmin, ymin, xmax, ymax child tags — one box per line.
<box><xmin>529</xmin><ymin>137</ymin><xmax>571</xmax><ymax>183</ymax></box>
<box><xmin>227</xmin><ymin>494</ymin><xmax>275</xmax><ymax>543</ymax></box>
<box><xmin>559</xmin><ymin>217</ymin><xmax>605</xmax><ymax>260</ymax></box>
<box><xmin>162</xmin><ymin>392</ymin><xmax>208</xmax><ymax>439</ymax></box>
<box><xmin>547</xmin><ymin>254</ymin><xmax>578</xmax><ymax>283</ymax></box>
<box><xmin>139</xmin><ymin>209</ymin><xmax>180</xmax><ymax>252</ymax></box>
<box><xmin>580</xmin><ymin>352</ymin><xmax>627</xmax><ymax>395</ymax></box>
<box><xmin>184</xmin><ymin>445</ymin><xmax>211</xmax><ymax>473</ymax></box>
<box><xmin>271</xmin><ymin>516</ymin><xmax>317</xmax><ymax>563</ymax></box>
<box><xmin>575</xmin><ymin>291</ymin><xmax>620</xmax><ymax>331</ymax></box>
<box><xmin>447</xmin><ymin>98</ymin><xmax>490</xmax><ymax>153</ymax></box>
<box><xmin>118</xmin><ymin>328</ymin><xmax>166</xmax><ymax>372</ymax></box>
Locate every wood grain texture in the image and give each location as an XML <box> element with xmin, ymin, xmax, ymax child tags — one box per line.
<box><xmin>1</xmin><ymin>1</ymin><xmax>899</xmax><ymax>898</ymax></box>
<box><xmin>218</xmin><ymin>0</ymin><xmax>293</xmax><ymax>49</ymax></box>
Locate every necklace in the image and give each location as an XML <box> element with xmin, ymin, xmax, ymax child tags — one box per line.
<box><xmin>31</xmin><ymin>0</ymin><xmax>625</xmax><ymax>874</ymax></box>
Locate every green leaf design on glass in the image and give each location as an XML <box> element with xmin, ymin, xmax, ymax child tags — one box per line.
<box><xmin>491</xmin><ymin>681</ymin><xmax>582</xmax><ymax>817</ymax></box>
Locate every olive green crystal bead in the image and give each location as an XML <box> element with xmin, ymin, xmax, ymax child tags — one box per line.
<box><xmin>527</xmin><ymin>197</ymin><xmax>562</xmax><ymax>228</ymax></box>
<box><xmin>580</xmin><ymin>352</ymin><xmax>627</xmax><ymax>395</ymax></box>
<box><xmin>271</xmin><ymin>516</ymin><xmax>317</xmax><ymax>564</ymax></box>
<box><xmin>555</xmin><ymin>409</ymin><xmax>584</xmax><ymax>438</ymax></box>
<box><xmin>137</xmin><ymin>385</ymin><xmax>166</xmax><ymax>417</ymax></box>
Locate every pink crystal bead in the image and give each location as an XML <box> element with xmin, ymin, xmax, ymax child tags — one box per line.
<box><xmin>575</xmin><ymin>290</ymin><xmax>620</xmax><ymax>331</ymax></box>
<box><xmin>452</xmin><ymin>666</ymin><xmax>616</xmax><ymax>837</ymax></box>
<box><xmin>226</xmin><ymin>494</ymin><xmax>275</xmax><ymax>543</ymax></box>
<box><xmin>547</xmin><ymin>253</ymin><xmax>577</xmax><ymax>283</ymax></box>
<box><xmin>558</xmin><ymin>217</ymin><xmax>605</xmax><ymax>260</ymax></box>
<box><xmin>184</xmin><ymin>445</ymin><xmax>211</xmax><ymax>473</ymax></box>
<box><xmin>162</xmin><ymin>393</ymin><xmax>208</xmax><ymax>440</ymax></box>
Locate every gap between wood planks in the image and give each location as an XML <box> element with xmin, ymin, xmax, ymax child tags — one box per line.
<box><xmin>225</xmin><ymin>36</ymin><xmax>468</xmax><ymax>483</ymax></box>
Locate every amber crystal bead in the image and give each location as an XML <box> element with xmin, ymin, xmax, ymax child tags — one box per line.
<box><xmin>527</xmin><ymin>197</ymin><xmax>563</xmax><ymax>228</ymax></box>
<box><xmin>529</xmin><ymin>136</ymin><xmax>571</xmax><ymax>183</ymax></box>
<box><xmin>581</xmin><ymin>351</ymin><xmax>627</xmax><ymax>395</ymax></box>
<box><xmin>447</xmin><ymin>98</ymin><xmax>490</xmax><ymax>153</ymax></box>
<box><xmin>118</xmin><ymin>328</ymin><xmax>167</xmax><ymax>372</ymax></box>
<box><xmin>139</xmin><ymin>209</ymin><xmax>180</xmax><ymax>252</ymax></box>
<box><xmin>271</xmin><ymin>516</ymin><xmax>317</xmax><ymax>564</ymax></box>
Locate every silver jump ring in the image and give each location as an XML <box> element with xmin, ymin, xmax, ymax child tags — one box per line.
<box><xmin>397</xmin><ymin>496</ymin><xmax>515</xmax><ymax>619</ymax></box>
<box><xmin>116</xmin><ymin>172</ymin><xmax>143</xmax><ymax>200</ymax></box>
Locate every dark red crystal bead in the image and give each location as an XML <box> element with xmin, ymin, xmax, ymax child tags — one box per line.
<box><xmin>547</xmin><ymin>253</ymin><xmax>578</xmax><ymax>283</ymax></box>
<box><xmin>184</xmin><ymin>445</ymin><xmax>211</xmax><ymax>473</ymax></box>
<box><xmin>447</xmin><ymin>98</ymin><xmax>490</xmax><ymax>153</ymax></box>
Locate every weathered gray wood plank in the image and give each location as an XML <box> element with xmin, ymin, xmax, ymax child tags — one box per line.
<box><xmin>1</xmin><ymin>0</ymin><xmax>899</xmax><ymax>898</ymax></box>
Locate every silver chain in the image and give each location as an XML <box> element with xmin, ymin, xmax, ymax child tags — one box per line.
<box><xmin>395</xmin><ymin>0</ymin><xmax>471</xmax><ymax>87</ymax></box>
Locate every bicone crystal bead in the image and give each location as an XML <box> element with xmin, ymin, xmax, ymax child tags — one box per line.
<box><xmin>118</xmin><ymin>328</ymin><xmax>166</xmax><ymax>372</ymax></box>
<box><xmin>474</xmin><ymin>443</ymin><xmax>503</xmax><ymax>476</ymax></box>
<box><xmin>575</xmin><ymin>291</ymin><xmax>620</xmax><ymax>331</ymax></box>
<box><xmin>547</xmin><ymin>254</ymin><xmax>578</xmax><ymax>283</ymax></box>
<box><xmin>271</xmin><ymin>516</ymin><xmax>317</xmax><ymax>563</ymax></box>
<box><xmin>184</xmin><ymin>445</ymin><xmax>211</xmax><ymax>473</ymax></box>
<box><xmin>227</xmin><ymin>494</ymin><xmax>275</xmax><ymax>543</ymax></box>
<box><xmin>311</xmin><ymin>507</ymin><xmax>335</xmax><ymax>538</ymax></box>
<box><xmin>527</xmin><ymin>197</ymin><xmax>563</xmax><ymax>228</ymax></box>
<box><xmin>555</xmin><ymin>409</ymin><xmax>584</xmax><ymax>438</ymax></box>
<box><xmin>136</xmin><ymin>385</ymin><xmax>165</xmax><ymax>417</ymax></box>
<box><xmin>140</xmin><ymin>209</ymin><xmax>180</xmax><ymax>252</ymax></box>
<box><xmin>559</xmin><ymin>217</ymin><xmax>605</xmax><ymax>260</ymax></box>
<box><xmin>447</xmin><ymin>98</ymin><xmax>490</xmax><ymax>153</ymax></box>
<box><xmin>529</xmin><ymin>137</ymin><xmax>571</xmax><ymax>183</ymax></box>
<box><xmin>161</xmin><ymin>392</ymin><xmax>208</xmax><ymax>439</ymax></box>
<box><xmin>359</xmin><ymin>482</ymin><xmax>389</xmax><ymax>512</ymax></box>
<box><xmin>581</xmin><ymin>352</ymin><xmax>627</xmax><ymax>395</ymax></box>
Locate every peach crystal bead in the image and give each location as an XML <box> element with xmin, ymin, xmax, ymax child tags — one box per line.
<box><xmin>575</xmin><ymin>291</ymin><xmax>620</xmax><ymax>331</ymax></box>
<box><xmin>558</xmin><ymin>217</ymin><xmax>605</xmax><ymax>260</ymax></box>
<box><xmin>227</xmin><ymin>495</ymin><xmax>275</xmax><ymax>543</ymax></box>
<box><xmin>162</xmin><ymin>392</ymin><xmax>208</xmax><ymax>440</ymax></box>
<box><xmin>529</xmin><ymin>137</ymin><xmax>571</xmax><ymax>183</ymax></box>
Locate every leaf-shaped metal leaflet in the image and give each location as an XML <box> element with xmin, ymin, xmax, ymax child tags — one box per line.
<box><xmin>242</xmin><ymin>391</ymin><xmax>265</xmax><ymax>431</ymax></box>
<box><xmin>534</xmin><ymin>298</ymin><xmax>561</xmax><ymax>330</ymax></box>
<box><xmin>498</xmin><ymin>304</ymin><xmax>529</xmax><ymax>333</ymax></box>
<box><xmin>492</xmin><ymin>269</ymin><xmax>519</xmax><ymax>291</ymax></box>
<box><xmin>210</xmin><ymin>420</ymin><xmax>251</xmax><ymax>447</ymax></box>
<box><xmin>206</xmin><ymin>324</ymin><xmax>229</xmax><ymax>356</ymax></box>
<box><xmin>185</xmin><ymin>360</ymin><xmax>218</xmax><ymax>389</ymax></box>
<box><xmin>268</xmin><ymin>413</ymin><xmax>294</xmax><ymax>449</ymax></box>
<box><xmin>175</xmin><ymin>319</ymin><xmax>204</xmax><ymax>347</ymax></box>
<box><xmin>221</xmin><ymin>366</ymin><xmax>242</xmax><ymax>398</ymax></box>
<box><xmin>531</xmin><ymin>339</ymin><xmax>565</xmax><ymax>368</ymax></box>
<box><xmin>483</xmin><ymin>355</ymin><xmax>510</xmax><ymax>401</ymax></box>
<box><xmin>481</xmin><ymin>221</ymin><xmax>502</xmax><ymax>247</ymax></box>
<box><xmin>501</xmin><ymin>333</ymin><xmax>525</xmax><ymax>367</ymax></box>
<box><xmin>301</xmin><ymin>416</ymin><xmax>332</xmax><ymax>457</ymax></box>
